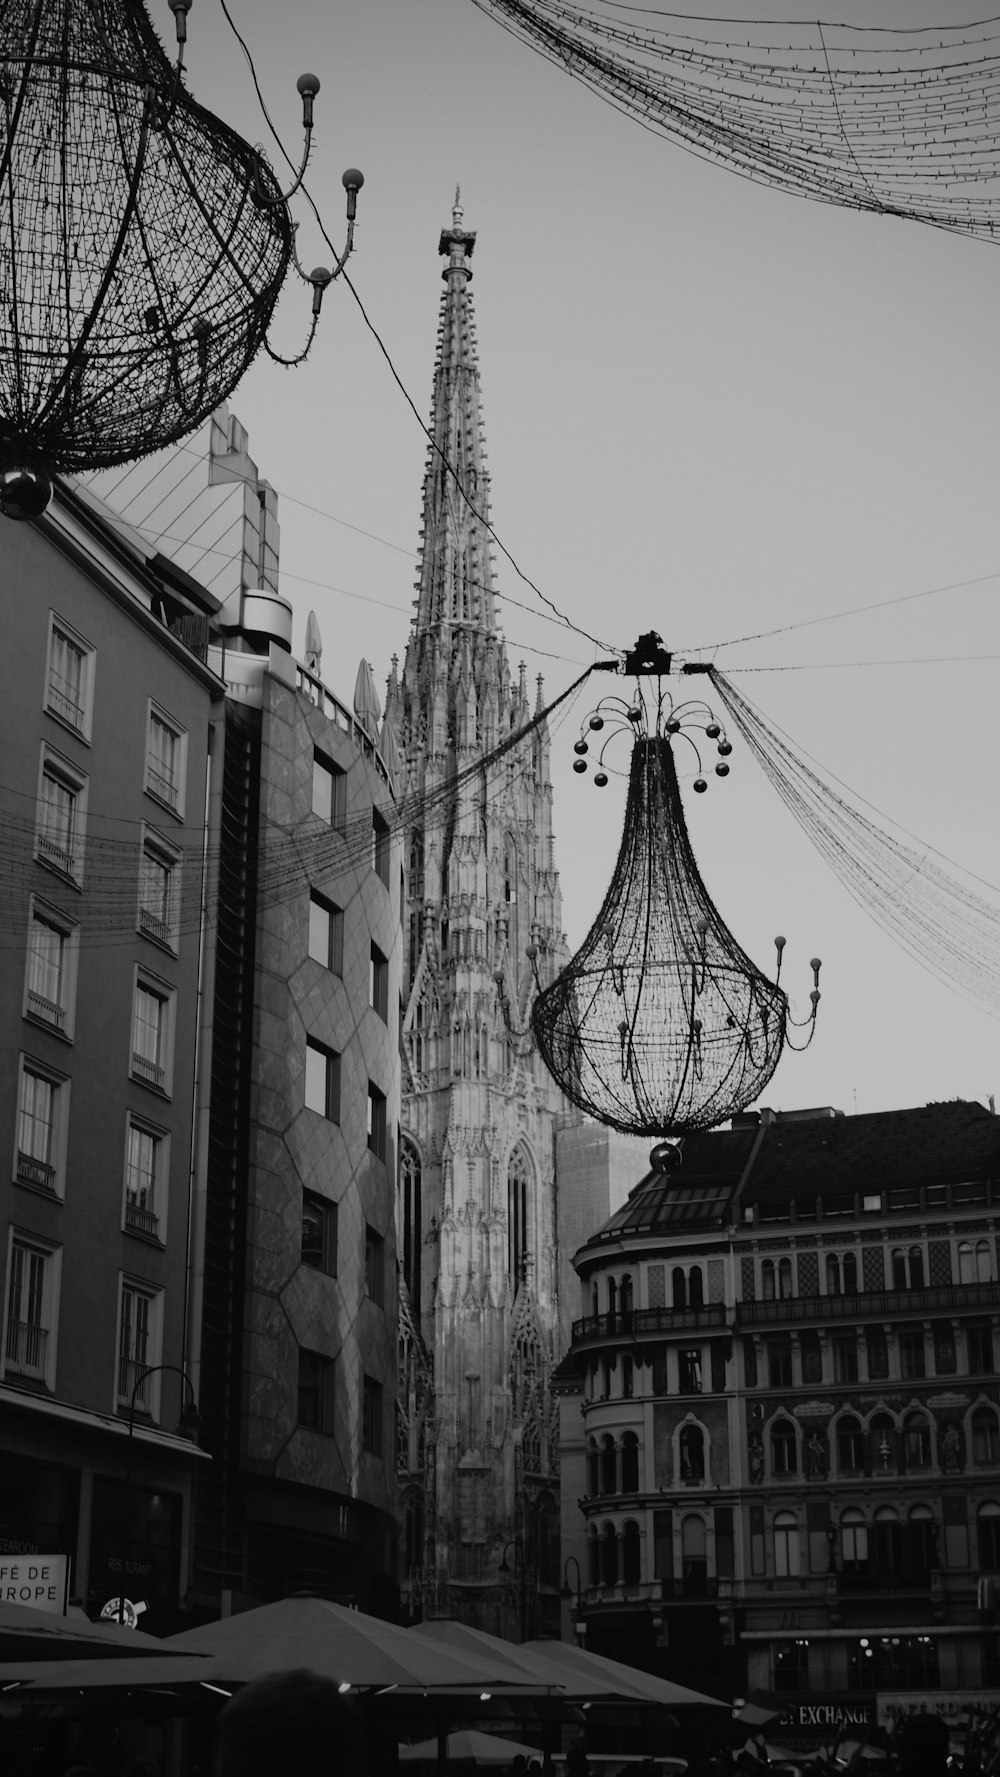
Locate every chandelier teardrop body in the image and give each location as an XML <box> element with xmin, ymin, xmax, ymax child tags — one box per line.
<box><xmin>532</xmin><ymin>735</ymin><xmax>789</xmax><ymax>1136</ymax></box>
<box><xmin>0</xmin><ymin>0</ymin><xmax>293</xmax><ymax>478</ymax></box>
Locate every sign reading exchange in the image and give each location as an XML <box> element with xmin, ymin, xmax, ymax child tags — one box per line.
<box><xmin>0</xmin><ymin>1554</ymin><xmax>69</xmax><ymax>1612</ymax></box>
<box><xmin>779</xmin><ymin>1698</ymin><xmax>877</xmax><ymax>1734</ymax></box>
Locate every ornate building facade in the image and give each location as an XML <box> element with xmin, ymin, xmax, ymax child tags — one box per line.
<box><xmin>388</xmin><ymin>200</ymin><xmax>567</xmax><ymax>1635</ymax></box>
<box><xmin>556</xmin><ymin>1099</ymin><xmax>1000</xmax><ymax>1732</ymax></box>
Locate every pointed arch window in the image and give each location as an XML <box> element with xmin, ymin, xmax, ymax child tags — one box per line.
<box><xmin>399</xmin><ymin>1139</ymin><xmax>422</xmax><ymax>1318</ymax></box>
<box><xmin>508</xmin><ymin>1145</ymin><xmax>531</xmax><ymax>1291</ymax></box>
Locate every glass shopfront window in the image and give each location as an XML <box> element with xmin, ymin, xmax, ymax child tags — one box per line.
<box><xmin>87</xmin><ymin>1477</ymin><xmax>181</xmax><ymax>1628</ymax></box>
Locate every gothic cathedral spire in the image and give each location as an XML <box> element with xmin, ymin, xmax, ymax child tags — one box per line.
<box><xmin>391</xmin><ymin>202</ymin><xmax>568</xmax><ymax>1636</ymax></box>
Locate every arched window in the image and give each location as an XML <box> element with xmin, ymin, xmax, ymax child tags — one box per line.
<box><xmin>621</xmin><ymin>1431</ymin><xmax>639</xmax><ymax>1493</ymax></box>
<box><xmin>978</xmin><ymin>1502</ymin><xmax>1000</xmax><ymax>1568</ymax></box>
<box><xmin>591</xmin><ymin>1281</ymin><xmax>599</xmax><ymax>1318</ymax></box>
<box><xmin>408</xmin><ymin>831</ymin><xmax>424</xmax><ymax>901</ymax></box>
<box><xmin>892</xmin><ymin>1245</ymin><xmax>925</xmax><ymax>1290</ymax></box>
<box><xmin>973</xmin><ymin>1407</ymin><xmax>1000</xmax><ymax>1466</ymax></box>
<box><xmin>621</xmin><ymin>1354</ymin><xmax>634</xmax><ymax>1400</ymax></box>
<box><xmin>841</xmin><ymin>1508</ymin><xmax>869</xmax><ymax>1571</ymax></box>
<box><xmin>622</xmin><ymin>1520</ymin><xmax>641</xmax><ymax>1586</ymax></box>
<box><xmin>681</xmin><ymin>1514</ymin><xmax>707</xmax><ymax>1595</ymax></box>
<box><xmin>507</xmin><ymin>1146</ymin><xmax>531</xmax><ymax>1291</ymax></box>
<box><xmin>873</xmin><ymin>1506</ymin><xmax>902</xmax><ymax>1572</ymax></box>
<box><xmin>903</xmin><ymin>1411</ymin><xmax>931</xmax><ymax>1471</ymax></box>
<box><xmin>771</xmin><ymin>1419</ymin><xmax>797</xmax><ymax>1475</ymax></box>
<box><xmin>672</xmin><ymin>1267</ymin><xmax>687</xmax><ymax>1310</ymax></box>
<box><xmin>679</xmin><ymin>1423</ymin><xmax>705</xmax><ymax>1482</ymax></box>
<box><xmin>962</xmin><ymin>1239</ymin><xmax>994</xmax><ymax>1283</ymax></box>
<box><xmin>837</xmin><ymin>1415</ymin><xmax>864</xmax><ymax>1473</ymax></box>
<box><xmin>398</xmin><ymin>1138</ymin><xmax>422</xmax><ymax>1318</ymax></box>
<box><xmin>619</xmin><ymin>1274</ymin><xmax>634</xmax><ymax>1325</ymax></box>
<box><xmin>774</xmin><ymin>1511</ymin><xmax>800</xmax><ymax>1578</ymax></box>
<box><xmin>600</xmin><ymin>1435</ymin><xmax>617</xmax><ymax>1497</ymax></box>
<box><xmin>977</xmin><ymin>1239</ymin><xmax>994</xmax><ymax>1282</ymax></box>
<box><xmin>601</xmin><ymin>1356</ymin><xmax>613</xmax><ymax>1400</ymax></box>
<box><xmin>587</xmin><ymin>1439</ymin><xmax>600</xmax><ymax>1497</ymax></box>
<box><xmin>689</xmin><ymin>1266</ymin><xmax>704</xmax><ymax>1307</ymax></box>
<box><xmin>826</xmin><ymin>1251</ymin><xmax>858</xmax><ymax>1295</ymax></box>
<box><xmin>599</xmin><ymin>1521</ymin><xmax>618</xmax><ymax>1586</ymax></box>
<box><xmin>587</xmin><ymin>1527</ymin><xmax>600</xmax><ymax>1587</ymax></box>
<box><xmin>762</xmin><ymin>1257</ymin><xmax>793</xmax><ymax>1300</ymax></box>
<box><xmin>607</xmin><ymin>1276</ymin><xmax>618</xmax><ymax>1322</ymax></box>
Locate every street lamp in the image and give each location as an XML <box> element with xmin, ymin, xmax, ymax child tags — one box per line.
<box><xmin>116</xmin><ymin>1363</ymin><xmax>199</xmax><ymax>1625</ymax></box>
<box><xmin>561</xmin><ymin>1555</ymin><xmax>587</xmax><ymax>1641</ymax></box>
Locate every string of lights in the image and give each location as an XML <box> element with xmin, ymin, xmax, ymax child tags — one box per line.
<box><xmin>470</xmin><ymin>1</ymin><xmax>1000</xmax><ymax>242</ymax></box>
<box><xmin>0</xmin><ymin>668</ymin><xmax>595</xmax><ymax>954</ymax></box>
<box><xmin>708</xmin><ymin>666</ymin><xmax>1000</xmax><ymax>1020</ymax></box>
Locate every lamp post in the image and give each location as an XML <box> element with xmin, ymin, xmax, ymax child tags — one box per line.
<box><xmin>116</xmin><ymin>1363</ymin><xmax>199</xmax><ymax>1626</ymax></box>
<box><xmin>561</xmin><ymin>1555</ymin><xmax>587</xmax><ymax>1642</ymax></box>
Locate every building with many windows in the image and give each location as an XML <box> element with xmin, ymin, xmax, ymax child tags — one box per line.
<box><xmin>556</xmin><ymin>1100</ymin><xmax>1000</xmax><ymax>1732</ymax></box>
<box><xmin>1</xmin><ymin>408</ymin><xmax>403</xmax><ymax>1625</ymax></box>
<box><xmin>0</xmin><ymin>475</ymin><xmax>222</xmax><ymax>1629</ymax></box>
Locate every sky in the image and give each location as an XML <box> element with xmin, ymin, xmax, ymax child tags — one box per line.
<box><xmin>164</xmin><ymin>0</ymin><xmax>1000</xmax><ymax>1120</ymax></box>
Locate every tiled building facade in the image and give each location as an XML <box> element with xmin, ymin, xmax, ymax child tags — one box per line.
<box><xmin>557</xmin><ymin>1101</ymin><xmax>1000</xmax><ymax>1728</ymax></box>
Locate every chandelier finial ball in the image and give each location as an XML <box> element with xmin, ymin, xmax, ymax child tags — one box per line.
<box><xmin>573</xmin><ymin>759</ymin><xmax>587</xmax><ymax>774</ymax></box>
<box><xmin>574</xmin><ymin>739</ymin><xmax>588</xmax><ymax>756</ymax></box>
<box><xmin>297</xmin><ymin>72</ymin><xmax>321</xmax><ymax>98</ymax></box>
<box><xmin>718</xmin><ymin>740</ymin><xmax>733</xmax><ymax>756</ymax></box>
<box><xmin>650</xmin><ymin>1140</ymin><xmax>683</xmax><ymax>1174</ymax></box>
<box><xmin>627</xmin><ymin>705</ymin><xmax>642</xmax><ymax>724</ymax></box>
<box><xmin>0</xmin><ymin>468</ymin><xmax>52</xmax><ymax>521</ymax></box>
<box><xmin>706</xmin><ymin>722</ymin><xmax>721</xmax><ymax>739</ymax></box>
<box><xmin>693</xmin><ymin>778</ymin><xmax>707</xmax><ymax>793</ymax></box>
<box><xmin>589</xmin><ymin>715</ymin><xmax>605</xmax><ymax>731</ymax></box>
<box><xmin>665</xmin><ymin>717</ymin><xmax>680</xmax><ymax>734</ymax></box>
<box><xmin>715</xmin><ymin>762</ymin><xmax>729</xmax><ymax>777</ymax></box>
<box><xmin>594</xmin><ymin>772</ymin><xmax>608</xmax><ymax>788</ymax></box>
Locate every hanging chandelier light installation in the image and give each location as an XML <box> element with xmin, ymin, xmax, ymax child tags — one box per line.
<box><xmin>0</xmin><ymin>0</ymin><xmax>361</xmax><ymax>519</ymax></box>
<box><xmin>530</xmin><ymin>634</ymin><xmax>821</xmax><ymax>1146</ymax></box>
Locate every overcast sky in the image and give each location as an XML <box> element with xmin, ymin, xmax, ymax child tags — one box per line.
<box><xmin>172</xmin><ymin>0</ymin><xmax>1000</xmax><ymax>1120</ymax></box>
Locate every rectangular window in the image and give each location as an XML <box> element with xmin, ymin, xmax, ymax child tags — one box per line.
<box><xmin>301</xmin><ymin>1192</ymin><xmax>337</xmax><ymax>1274</ymax></box>
<box><xmin>131</xmin><ymin>972</ymin><xmax>174</xmax><ymax>1094</ymax></box>
<box><xmin>46</xmin><ymin>616</ymin><xmax>94</xmax><ymax>739</ymax></box>
<box><xmin>678</xmin><ymin>1348</ymin><xmax>702</xmax><ymax>1394</ymax></box>
<box><xmin>365</xmin><ymin>1226</ymin><xmax>385</xmax><ymax>1306</ymax></box>
<box><xmin>899</xmin><ymin>1329</ymin><xmax>926</xmax><ymax>1379</ymax></box>
<box><xmin>24</xmin><ymin>901</ymin><xmax>78</xmax><ymax>1036</ymax></box>
<box><xmin>367</xmin><ymin>1083</ymin><xmax>387</xmax><ymax>1160</ymax></box>
<box><xmin>124</xmin><ymin>1119</ymin><xmax>167</xmax><ymax>1241</ymax></box>
<box><xmin>4</xmin><ymin>1236</ymin><xmax>60</xmax><ymax>1389</ymax></box>
<box><xmin>138</xmin><ymin>829</ymin><xmax>180</xmax><ymax>951</ymax></box>
<box><xmin>969</xmin><ymin>1324</ymin><xmax>995</xmax><ymax>1375</ymax></box>
<box><xmin>372</xmin><ymin>808</ymin><xmax>390</xmax><ymax>887</ymax></box>
<box><xmin>36</xmin><ymin>748</ymin><xmax>87</xmax><ymax>883</ymax></box>
<box><xmin>363</xmin><ymin>1374</ymin><xmax>383</xmax><ymax>1455</ymax></box>
<box><xmin>833</xmin><ymin>1334</ymin><xmax>859</xmax><ymax>1384</ymax></box>
<box><xmin>308</xmin><ymin>893</ymin><xmax>343</xmax><ymax>973</ymax></box>
<box><xmin>145</xmin><ymin>706</ymin><xmax>186</xmax><ymax>815</ymax></box>
<box><xmin>116</xmin><ymin>1280</ymin><xmax>162</xmax><ymax>1415</ymax></box>
<box><xmin>768</xmin><ymin>1338</ymin><xmax>793</xmax><ymax>1389</ymax></box>
<box><xmin>297</xmin><ymin>1348</ymin><xmax>334</xmax><ymax>1432</ymax></box>
<box><xmin>370</xmin><ymin>944</ymin><xmax>389</xmax><ymax>1023</ymax></box>
<box><xmin>15</xmin><ymin>1058</ymin><xmax>68</xmax><ymax>1198</ymax></box>
<box><xmin>312</xmin><ymin>752</ymin><xmax>346</xmax><ymax>833</ymax></box>
<box><xmin>305</xmin><ymin>1040</ymin><xmax>340</xmax><ymax>1121</ymax></box>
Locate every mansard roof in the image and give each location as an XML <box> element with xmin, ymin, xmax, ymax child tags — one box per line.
<box><xmin>577</xmin><ymin>1099</ymin><xmax>1000</xmax><ymax>1254</ymax></box>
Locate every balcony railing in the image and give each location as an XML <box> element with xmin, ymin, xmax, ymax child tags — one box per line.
<box><xmin>145</xmin><ymin>765</ymin><xmax>178</xmax><ymax>807</ymax></box>
<box><xmin>125</xmin><ymin>1199</ymin><xmax>160</xmax><ymax>1239</ymax></box>
<box><xmin>132</xmin><ymin>1053</ymin><xmax>165</xmax><ymax>1089</ymax></box>
<box><xmin>736</xmin><ymin>1281</ymin><xmax>999</xmax><ymax>1325</ymax></box>
<box><xmin>573</xmin><ymin>1304</ymin><xmax>729</xmax><ymax>1343</ymax></box>
<box><xmin>139</xmin><ymin>906</ymin><xmax>172</xmax><ymax>946</ymax></box>
<box><xmin>5</xmin><ymin>1319</ymin><xmax>48</xmax><ymax>1380</ymax></box>
<box><xmin>16</xmin><ymin>1152</ymin><xmax>56</xmax><ymax>1193</ymax></box>
<box><xmin>26</xmin><ymin>989</ymin><xmax>65</xmax><ymax>1028</ymax></box>
<box><xmin>37</xmin><ymin>833</ymin><xmax>76</xmax><ymax>876</ymax></box>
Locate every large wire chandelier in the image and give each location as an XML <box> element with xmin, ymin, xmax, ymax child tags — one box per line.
<box><xmin>530</xmin><ymin>635</ymin><xmax>820</xmax><ymax>1146</ymax></box>
<box><xmin>0</xmin><ymin>0</ymin><xmax>361</xmax><ymax>518</ymax></box>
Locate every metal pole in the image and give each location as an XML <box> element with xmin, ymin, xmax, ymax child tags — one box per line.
<box><xmin>118</xmin><ymin>1363</ymin><xmax>198</xmax><ymax>1625</ymax></box>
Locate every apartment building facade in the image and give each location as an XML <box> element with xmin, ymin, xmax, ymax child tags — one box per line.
<box><xmin>557</xmin><ymin>1101</ymin><xmax>1000</xmax><ymax>1734</ymax></box>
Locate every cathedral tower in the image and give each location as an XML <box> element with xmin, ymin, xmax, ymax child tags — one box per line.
<box><xmin>388</xmin><ymin>197</ymin><xmax>567</xmax><ymax>1635</ymax></box>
